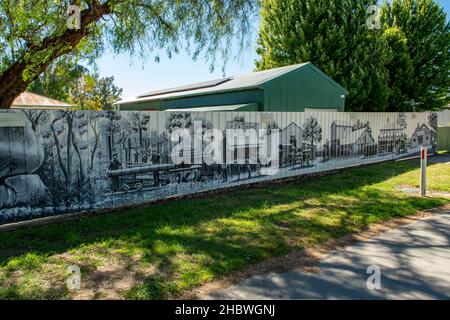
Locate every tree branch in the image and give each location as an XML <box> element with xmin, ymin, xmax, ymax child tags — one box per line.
<box><xmin>0</xmin><ymin>1</ymin><xmax>113</xmax><ymax>108</ymax></box>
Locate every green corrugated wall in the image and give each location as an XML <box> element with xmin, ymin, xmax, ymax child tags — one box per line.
<box><xmin>438</xmin><ymin>127</ymin><xmax>450</xmax><ymax>151</ymax></box>
<box><xmin>261</xmin><ymin>64</ymin><xmax>346</xmax><ymax>112</ymax></box>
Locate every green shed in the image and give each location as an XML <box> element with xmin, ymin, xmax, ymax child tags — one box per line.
<box><xmin>116</xmin><ymin>63</ymin><xmax>348</xmax><ymax>112</ymax></box>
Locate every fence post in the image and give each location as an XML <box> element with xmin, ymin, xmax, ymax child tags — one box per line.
<box><xmin>420</xmin><ymin>146</ymin><xmax>427</xmax><ymax>197</ymax></box>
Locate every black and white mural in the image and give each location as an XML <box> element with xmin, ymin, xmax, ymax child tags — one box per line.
<box><xmin>0</xmin><ymin>109</ymin><xmax>437</xmax><ymax>224</ymax></box>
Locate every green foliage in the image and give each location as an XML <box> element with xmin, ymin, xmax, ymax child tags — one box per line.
<box><xmin>382</xmin><ymin>26</ymin><xmax>414</xmax><ymax>111</ymax></box>
<box><xmin>28</xmin><ymin>56</ymin><xmax>123</xmax><ymax>109</ymax></box>
<box><xmin>0</xmin><ymin>0</ymin><xmax>259</xmax><ymax>108</ymax></box>
<box><xmin>382</xmin><ymin>0</ymin><xmax>450</xmax><ymax>111</ymax></box>
<box><xmin>68</xmin><ymin>73</ymin><xmax>123</xmax><ymax>110</ymax></box>
<box><xmin>28</xmin><ymin>56</ymin><xmax>89</xmax><ymax>103</ymax></box>
<box><xmin>256</xmin><ymin>0</ymin><xmax>391</xmax><ymax>112</ymax></box>
<box><xmin>92</xmin><ymin>76</ymin><xmax>123</xmax><ymax>109</ymax></box>
<box><xmin>5</xmin><ymin>252</ymin><xmax>45</xmax><ymax>272</ymax></box>
<box><xmin>0</xmin><ymin>1</ymin><xmax>259</xmax><ymax>81</ymax></box>
<box><xmin>256</xmin><ymin>0</ymin><xmax>449</xmax><ymax>112</ymax></box>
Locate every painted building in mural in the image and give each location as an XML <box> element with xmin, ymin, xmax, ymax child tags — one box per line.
<box><xmin>377</xmin><ymin>116</ymin><xmax>408</xmax><ymax>154</ymax></box>
<box><xmin>410</xmin><ymin>123</ymin><xmax>435</xmax><ymax>148</ymax></box>
<box><xmin>0</xmin><ymin>109</ymin><xmax>437</xmax><ymax>224</ymax></box>
<box><xmin>330</xmin><ymin>120</ymin><xmax>376</xmax><ymax>157</ymax></box>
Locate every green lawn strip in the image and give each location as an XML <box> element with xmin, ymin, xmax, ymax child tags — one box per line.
<box><xmin>0</xmin><ymin>160</ymin><xmax>449</xmax><ymax>299</ymax></box>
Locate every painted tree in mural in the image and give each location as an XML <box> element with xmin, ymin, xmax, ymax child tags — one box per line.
<box><xmin>22</xmin><ymin>110</ymin><xmax>48</xmax><ymax>132</ymax></box>
<box><xmin>131</xmin><ymin>113</ymin><xmax>151</xmax><ymax>148</ymax></box>
<box><xmin>266</xmin><ymin>121</ymin><xmax>279</xmax><ymax>135</ymax></box>
<box><xmin>0</xmin><ymin>0</ymin><xmax>259</xmax><ymax>108</ymax></box>
<box><xmin>302</xmin><ymin>117</ymin><xmax>322</xmax><ymax>157</ymax></box>
<box><xmin>44</xmin><ymin>111</ymin><xmax>108</xmax><ymax>205</ymax></box>
<box><xmin>195</xmin><ymin>118</ymin><xmax>213</xmax><ymax>133</ymax></box>
<box><xmin>49</xmin><ymin>111</ymin><xmax>97</xmax><ymax>204</ymax></box>
<box><xmin>194</xmin><ymin>117</ymin><xmax>214</xmax><ymax>148</ymax></box>
<box><xmin>105</xmin><ymin>111</ymin><xmax>122</xmax><ymax>160</ymax></box>
<box><xmin>353</xmin><ymin>120</ymin><xmax>370</xmax><ymax>131</ymax></box>
<box><xmin>167</xmin><ymin>113</ymin><xmax>193</xmax><ymax>133</ymax></box>
<box><xmin>397</xmin><ymin>113</ymin><xmax>408</xmax><ymax>129</ymax></box>
<box><xmin>148</xmin><ymin>130</ymin><xmax>170</xmax><ymax>164</ymax></box>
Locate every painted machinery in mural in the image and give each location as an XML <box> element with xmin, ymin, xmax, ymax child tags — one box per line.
<box><xmin>107</xmin><ymin>141</ymin><xmax>264</xmax><ymax>193</ymax></box>
<box><xmin>107</xmin><ymin>162</ymin><xmax>204</xmax><ymax>193</ymax></box>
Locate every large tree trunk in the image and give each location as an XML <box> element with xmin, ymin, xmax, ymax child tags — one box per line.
<box><xmin>0</xmin><ymin>2</ymin><xmax>112</xmax><ymax>108</ymax></box>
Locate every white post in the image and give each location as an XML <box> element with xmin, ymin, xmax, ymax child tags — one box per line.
<box><xmin>421</xmin><ymin>147</ymin><xmax>427</xmax><ymax>197</ymax></box>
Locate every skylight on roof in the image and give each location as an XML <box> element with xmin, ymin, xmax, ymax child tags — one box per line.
<box><xmin>137</xmin><ymin>77</ymin><xmax>232</xmax><ymax>98</ymax></box>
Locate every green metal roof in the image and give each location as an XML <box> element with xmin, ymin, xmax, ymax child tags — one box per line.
<box><xmin>165</xmin><ymin>102</ymin><xmax>260</xmax><ymax>112</ymax></box>
<box><xmin>117</xmin><ymin>63</ymin><xmax>311</xmax><ymax>106</ymax></box>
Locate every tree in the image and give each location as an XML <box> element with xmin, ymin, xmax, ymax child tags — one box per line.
<box><xmin>255</xmin><ymin>0</ymin><xmax>391</xmax><ymax>111</ymax></box>
<box><xmin>92</xmin><ymin>76</ymin><xmax>122</xmax><ymax>109</ymax></box>
<box><xmin>382</xmin><ymin>0</ymin><xmax>450</xmax><ymax>111</ymax></box>
<box><xmin>382</xmin><ymin>27</ymin><xmax>414</xmax><ymax>111</ymax></box>
<box><xmin>0</xmin><ymin>0</ymin><xmax>259</xmax><ymax>108</ymax></box>
<box><xmin>69</xmin><ymin>73</ymin><xmax>99</xmax><ymax>109</ymax></box>
<box><xmin>27</xmin><ymin>56</ymin><xmax>89</xmax><ymax>103</ymax></box>
<box><xmin>30</xmin><ymin>63</ymin><xmax>123</xmax><ymax>110</ymax></box>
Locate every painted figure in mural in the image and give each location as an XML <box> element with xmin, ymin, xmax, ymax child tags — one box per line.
<box><xmin>109</xmin><ymin>153</ymin><xmax>123</xmax><ymax>191</ymax></box>
<box><xmin>323</xmin><ymin>139</ymin><xmax>330</xmax><ymax>161</ymax></box>
<box><xmin>0</xmin><ymin>116</ymin><xmax>47</xmax><ymax>209</ymax></box>
<box><xmin>220</xmin><ymin>163</ymin><xmax>228</xmax><ymax>182</ymax></box>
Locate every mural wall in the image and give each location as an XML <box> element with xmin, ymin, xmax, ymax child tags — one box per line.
<box><xmin>0</xmin><ymin>110</ymin><xmax>437</xmax><ymax>224</ymax></box>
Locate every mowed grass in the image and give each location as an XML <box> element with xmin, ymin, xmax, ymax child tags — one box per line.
<box><xmin>0</xmin><ymin>159</ymin><xmax>449</xmax><ymax>300</ymax></box>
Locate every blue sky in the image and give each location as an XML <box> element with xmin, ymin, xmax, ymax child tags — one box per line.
<box><xmin>97</xmin><ymin>1</ymin><xmax>450</xmax><ymax>99</ymax></box>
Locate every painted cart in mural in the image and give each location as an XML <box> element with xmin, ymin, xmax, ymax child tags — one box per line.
<box><xmin>0</xmin><ymin>109</ymin><xmax>437</xmax><ymax>224</ymax></box>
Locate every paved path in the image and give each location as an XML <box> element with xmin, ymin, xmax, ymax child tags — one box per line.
<box><xmin>207</xmin><ymin>211</ymin><xmax>450</xmax><ymax>300</ymax></box>
<box><xmin>428</xmin><ymin>154</ymin><xmax>450</xmax><ymax>164</ymax></box>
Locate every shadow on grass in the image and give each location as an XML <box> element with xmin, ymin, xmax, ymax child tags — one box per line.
<box><xmin>0</xmin><ymin>160</ymin><xmax>448</xmax><ymax>299</ymax></box>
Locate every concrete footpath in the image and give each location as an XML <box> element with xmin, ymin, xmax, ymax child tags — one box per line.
<box><xmin>207</xmin><ymin>210</ymin><xmax>450</xmax><ymax>300</ymax></box>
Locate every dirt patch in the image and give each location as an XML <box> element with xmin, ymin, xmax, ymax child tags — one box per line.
<box><xmin>182</xmin><ymin>203</ymin><xmax>450</xmax><ymax>300</ymax></box>
<box><xmin>395</xmin><ymin>185</ymin><xmax>450</xmax><ymax>198</ymax></box>
<box><xmin>50</xmin><ymin>250</ymin><xmax>156</xmax><ymax>300</ymax></box>
<box><xmin>73</xmin><ymin>260</ymin><xmax>136</xmax><ymax>300</ymax></box>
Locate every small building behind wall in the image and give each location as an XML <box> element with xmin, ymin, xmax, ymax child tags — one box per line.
<box><xmin>11</xmin><ymin>92</ymin><xmax>72</xmax><ymax>110</ymax></box>
<box><xmin>116</xmin><ymin>63</ymin><xmax>348</xmax><ymax>112</ymax></box>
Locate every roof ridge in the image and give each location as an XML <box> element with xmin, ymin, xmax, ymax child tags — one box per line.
<box><xmin>12</xmin><ymin>91</ymin><xmax>72</xmax><ymax>107</ymax></box>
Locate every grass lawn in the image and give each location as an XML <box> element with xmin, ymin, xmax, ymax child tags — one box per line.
<box><xmin>0</xmin><ymin>158</ymin><xmax>449</xmax><ymax>300</ymax></box>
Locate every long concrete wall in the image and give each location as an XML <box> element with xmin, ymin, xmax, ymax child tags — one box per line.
<box><xmin>0</xmin><ymin>110</ymin><xmax>437</xmax><ymax>224</ymax></box>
